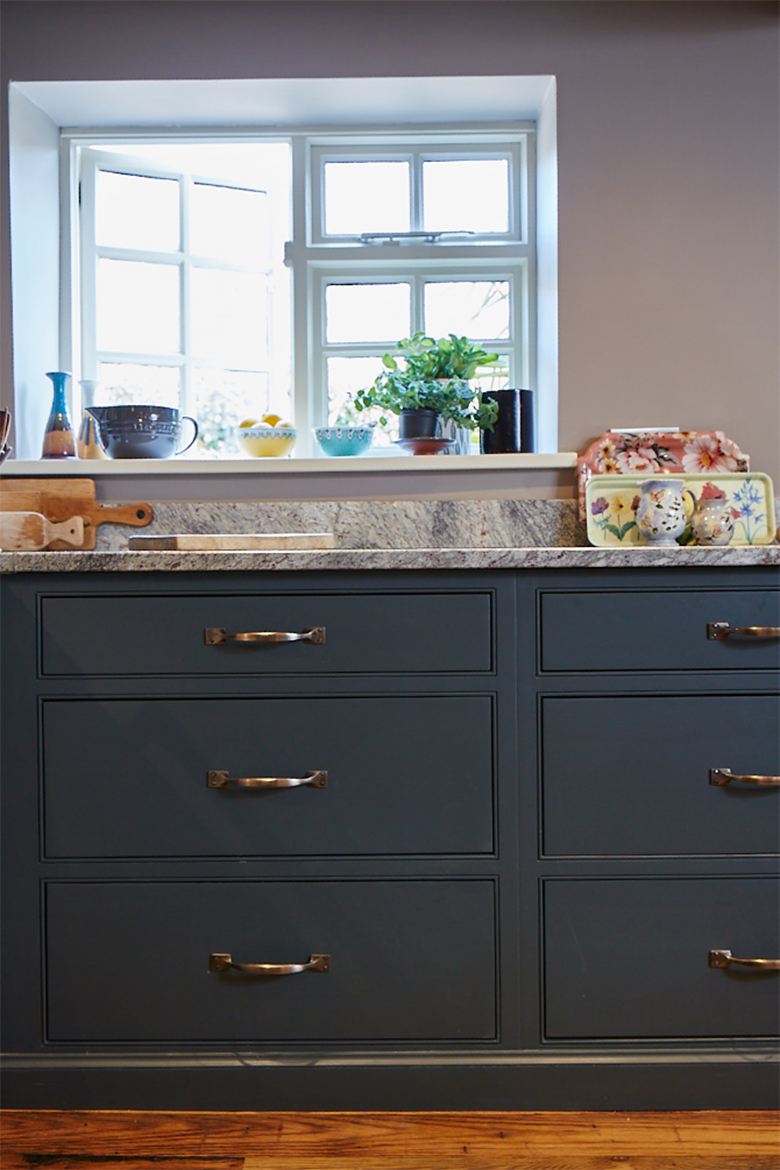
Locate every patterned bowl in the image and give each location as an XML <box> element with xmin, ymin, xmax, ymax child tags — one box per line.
<box><xmin>313</xmin><ymin>425</ymin><xmax>374</xmax><ymax>457</ymax></box>
<box><xmin>237</xmin><ymin>424</ymin><xmax>297</xmax><ymax>458</ymax></box>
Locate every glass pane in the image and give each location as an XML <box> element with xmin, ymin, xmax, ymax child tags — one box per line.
<box><xmin>194</xmin><ymin>368</ymin><xmax>281</xmax><ymax>456</ymax></box>
<box><xmin>424</xmin><ymin>281</ymin><xmax>510</xmax><ymax>341</ymax></box>
<box><xmin>470</xmin><ymin>361</ymin><xmax>510</xmax><ymax>397</ymax></box>
<box><xmin>324</xmin><ymin>162</ymin><xmax>410</xmax><ymax>235</ymax></box>
<box><xmin>96</xmin><ymin>171</ymin><xmax>180</xmax><ymax>252</ymax></box>
<box><xmin>191</xmin><ymin>269</ymin><xmax>268</xmax><ymax>367</ymax></box>
<box><xmin>327</xmin><ymin>356</ymin><xmax>385</xmax><ymax>428</ymax></box>
<box><xmin>97</xmin><ymin>259</ymin><xmax>180</xmax><ymax>353</ymax></box>
<box><xmin>325</xmin><ymin>283</ymin><xmax>410</xmax><ymax>344</ymax></box>
<box><xmin>423</xmin><ymin>159</ymin><xmax>509</xmax><ymax>233</ymax></box>
<box><xmin>96</xmin><ymin>363</ymin><xmax>180</xmax><ymax>407</ymax></box>
<box><xmin>191</xmin><ymin>183</ymin><xmax>270</xmax><ymax>268</ymax></box>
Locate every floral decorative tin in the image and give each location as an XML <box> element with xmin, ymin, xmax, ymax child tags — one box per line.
<box><xmin>578</xmin><ymin>430</ymin><xmax>749</xmax><ymax>522</ymax></box>
<box><xmin>586</xmin><ymin>472</ymin><xmax>776</xmax><ymax>547</ymax></box>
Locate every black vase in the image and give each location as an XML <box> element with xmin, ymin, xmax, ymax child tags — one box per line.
<box><xmin>479</xmin><ymin>389</ymin><xmax>534</xmax><ymax>453</ymax></box>
<box><xmin>398</xmin><ymin>408</ymin><xmax>439</xmax><ymax>440</ymax></box>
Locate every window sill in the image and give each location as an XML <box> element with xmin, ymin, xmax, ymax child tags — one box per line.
<box><xmin>2</xmin><ymin>453</ymin><xmax>577</xmax><ymax>476</ymax></box>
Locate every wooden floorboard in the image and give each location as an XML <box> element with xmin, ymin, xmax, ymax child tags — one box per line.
<box><xmin>1</xmin><ymin>1110</ymin><xmax>778</xmax><ymax>1170</ymax></box>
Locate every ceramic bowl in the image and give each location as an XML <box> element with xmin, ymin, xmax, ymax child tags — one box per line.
<box><xmin>313</xmin><ymin>425</ymin><xmax>374</xmax><ymax>457</ymax></box>
<box><xmin>237</xmin><ymin>424</ymin><xmax>297</xmax><ymax>458</ymax></box>
<box><xmin>88</xmin><ymin>405</ymin><xmax>199</xmax><ymax>459</ymax></box>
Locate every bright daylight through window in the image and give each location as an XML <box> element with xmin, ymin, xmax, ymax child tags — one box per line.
<box><xmin>74</xmin><ymin>129</ymin><xmax>535</xmax><ymax>458</ymax></box>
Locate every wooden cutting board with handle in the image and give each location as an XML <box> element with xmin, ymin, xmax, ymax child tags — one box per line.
<box><xmin>0</xmin><ymin>478</ymin><xmax>153</xmax><ymax>549</ymax></box>
<box><xmin>0</xmin><ymin>511</ymin><xmax>85</xmax><ymax>551</ymax></box>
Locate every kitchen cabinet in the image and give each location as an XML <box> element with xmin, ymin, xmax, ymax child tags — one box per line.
<box><xmin>1</xmin><ymin>565</ymin><xmax>777</xmax><ymax>1110</ymax></box>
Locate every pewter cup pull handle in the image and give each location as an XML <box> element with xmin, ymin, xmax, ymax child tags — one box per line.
<box><xmin>710</xmin><ymin>768</ymin><xmax>780</xmax><ymax>788</ymax></box>
<box><xmin>207</xmin><ymin>770</ymin><xmax>327</xmax><ymax>789</ymax></box>
<box><xmin>209</xmin><ymin>952</ymin><xmax>330</xmax><ymax>976</ymax></box>
<box><xmin>709</xmin><ymin>949</ymin><xmax>780</xmax><ymax>971</ymax></box>
<box><xmin>205</xmin><ymin>627</ymin><xmax>325</xmax><ymax>645</ymax></box>
<box><xmin>707</xmin><ymin>622</ymin><xmax>780</xmax><ymax>640</ymax></box>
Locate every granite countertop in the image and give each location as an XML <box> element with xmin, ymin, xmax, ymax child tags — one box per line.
<box><xmin>2</xmin><ymin>499</ymin><xmax>779</xmax><ymax>572</ymax></box>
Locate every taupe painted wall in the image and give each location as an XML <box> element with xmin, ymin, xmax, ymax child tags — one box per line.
<box><xmin>2</xmin><ymin>1</ymin><xmax>778</xmax><ymax>487</ymax></box>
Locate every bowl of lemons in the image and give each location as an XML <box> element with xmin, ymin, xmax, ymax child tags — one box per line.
<box><xmin>236</xmin><ymin>414</ymin><xmax>297</xmax><ymax>458</ymax></box>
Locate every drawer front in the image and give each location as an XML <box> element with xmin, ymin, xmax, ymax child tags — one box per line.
<box><xmin>45</xmin><ymin>880</ymin><xmax>497</xmax><ymax>1043</ymax></box>
<box><xmin>544</xmin><ymin>877</ymin><xmax>779</xmax><ymax>1040</ymax></box>
<box><xmin>540</xmin><ymin>589</ymin><xmax>780</xmax><ymax>673</ymax></box>
<box><xmin>542</xmin><ymin>695</ymin><xmax>779</xmax><ymax>857</ymax></box>
<box><xmin>40</xmin><ymin>591</ymin><xmax>492</xmax><ymax>676</ymax></box>
<box><xmin>42</xmin><ymin>695</ymin><xmax>495</xmax><ymax>858</ymax></box>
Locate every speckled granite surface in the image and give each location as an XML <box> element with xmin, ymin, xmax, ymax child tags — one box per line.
<box><xmin>1</xmin><ymin>498</ymin><xmax>778</xmax><ymax>572</ymax></box>
<box><xmin>3</xmin><ymin>545</ymin><xmax>779</xmax><ymax>573</ymax></box>
<box><xmin>91</xmin><ymin>498</ymin><xmax>591</xmax><ymax>551</ymax></box>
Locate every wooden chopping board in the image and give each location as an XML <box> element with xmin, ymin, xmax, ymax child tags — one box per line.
<box><xmin>128</xmin><ymin>532</ymin><xmax>335</xmax><ymax>551</ymax></box>
<box><xmin>0</xmin><ymin>478</ymin><xmax>153</xmax><ymax>549</ymax></box>
<box><xmin>0</xmin><ymin>511</ymin><xmax>85</xmax><ymax>551</ymax></box>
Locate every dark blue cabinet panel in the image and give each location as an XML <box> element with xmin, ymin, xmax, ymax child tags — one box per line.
<box><xmin>540</xmin><ymin>589</ymin><xmax>780</xmax><ymax>673</ymax></box>
<box><xmin>543</xmin><ymin>877</ymin><xmax>780</xmax><ymax>1040</ymax></box>
<box><xmin>542</xmin><ymin>694</ymin><xmax>779</xmax><ymax>856</ymax></box>
<box><xmin>40</xmin><ymin>590</ymin><xmax>493</xmax><ymax>676</ymax></box>
<box><xmin>45</xmin><ymin>879</ymin><xmax>497</xmax><ymax>1044</ymax></box>
<box><xmin>42</xmin><ymin>695</ymin><xmax>495</xmax><ymax>858</ymax></box>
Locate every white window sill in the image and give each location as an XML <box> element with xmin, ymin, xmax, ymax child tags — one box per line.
<box><xmin>2</xmin><ymin>453</ymin><xmax>577</xmax><ymax>476</ymax></box>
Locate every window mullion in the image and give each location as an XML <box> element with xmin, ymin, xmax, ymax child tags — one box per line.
<box><xmin>78</xmin><ymin>148</ymin><xmax>99</xmax><ymax>388</ymax></box>
<box><xmin>180</xmin><ymin>174</ymin><xmax>192</xmax><ymax>420</ymax></box>
<box><xmin>291</xmin><ymin>135</ymin><xmax>315</xmax><ymax>452</ymax></box>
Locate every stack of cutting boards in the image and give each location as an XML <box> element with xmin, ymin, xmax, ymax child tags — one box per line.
<box><xmin>0</xmin><ymin>478</ymin><xmax>153</xmax><ymax>550</ymax></box>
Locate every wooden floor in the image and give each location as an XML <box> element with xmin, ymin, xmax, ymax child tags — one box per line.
<box><xmin>0</xmin><ymin>1110</ymin><xmax>778</xmax><ymax>1169</ymax></box>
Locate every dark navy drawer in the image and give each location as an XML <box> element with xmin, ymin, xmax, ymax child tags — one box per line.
<box><xmin>40</xmin><ymin>590</ymin><xmax>493</xmax><ymax>676</ymax></box>
<box><xmin>45</xmin><ymin>879</ymin><xmax>497</xmax><ymax>1044</ymax></box>
<box><xmin>42</xmin><ymin>695</ymin><xmax>495</xmax><ymax>858</ymax></box>
<box><xmin>541</xmin><ymin>694</ymin><xmax>779</xmax><ymax>856</ymax></box>
<box><xmin>540</xmin><ymin>589</ymin><xmax>780</xmax><ymax>673</ymax></box>
<box><xmin>544</xmin><ymin>877</ymin><xmax>779</xmax><ymax>1040</ymax></box>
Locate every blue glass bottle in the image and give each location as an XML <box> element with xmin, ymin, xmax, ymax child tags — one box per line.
<box><xmin>42</xmin><ymin>371</ymin><xmax>76</xmax><ymax>458</ymax></box>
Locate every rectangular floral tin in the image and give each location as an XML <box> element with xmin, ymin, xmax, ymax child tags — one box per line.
<box><xmin>578</xmin><ymin>430</ymin><xmax>750</xmax><ymax>522</ymax></box>
<box><xmin>586</xmin><ymin>472</ymin><xmax>776</xmax><ymax>547</ymax></box>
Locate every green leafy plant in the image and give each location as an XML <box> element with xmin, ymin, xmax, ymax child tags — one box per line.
<box><xmin>354</xmin><ymin>333</ymin><xmax>501</xmax><ymax>431</ymax></box>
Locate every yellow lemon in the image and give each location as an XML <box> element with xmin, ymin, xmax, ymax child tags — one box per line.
<box><xmin>261</xmin><ymin>413</ymin><xmax>283</xmax><ymax>426</ymax></box>
<box><xmin>238</xmin><ymin>417</ymin><xmax>259</xmax><ymax>428</ymax></box>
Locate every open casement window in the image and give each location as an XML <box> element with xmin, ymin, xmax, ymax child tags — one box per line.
<box><xmin>78</xmin><ymin>145</ymin><xmax>292</xmax><ymax>453</ymax></box>
<box><xmin>75</xmin><ymin>128</ymin><xmax>535</xmax><ymax>457</ymax></box>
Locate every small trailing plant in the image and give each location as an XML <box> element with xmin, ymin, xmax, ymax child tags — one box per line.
<box><xmin>354</xmin><ymin>333</ymin><xmax>501</xmax><ymax>431</ymax></box>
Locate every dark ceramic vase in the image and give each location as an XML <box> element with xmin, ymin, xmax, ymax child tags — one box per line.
<box><xmin>480</xmin><ymin>389</ymin><xmax>534</xmax><ymax>454</ymax></box>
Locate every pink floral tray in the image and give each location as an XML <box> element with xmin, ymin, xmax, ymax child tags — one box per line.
<box><xmin>578</xmin><ymin>430</ymin><xmax>749</xmax><ymax>522</ymax></box>
<box><xmin>585</xmin><ymin>472</ymin><xmax>776</xmax><ymax>547</ymax></box>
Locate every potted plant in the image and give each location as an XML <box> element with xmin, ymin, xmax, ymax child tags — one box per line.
<box><xmin>354</xmin><ymin>333</ymin><xmax>500</xmax><ymax>442</ymax></box>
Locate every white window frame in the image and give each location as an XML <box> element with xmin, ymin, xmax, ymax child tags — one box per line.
<box><xmin>76</xmin><ymin>145</ymin><xmax>287</xmax><ymax>431</ymax></box>
<box><xmin>68</xmin><ymin>124</ymin><xmax>537</xmax><ymax>459</ymax></box>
